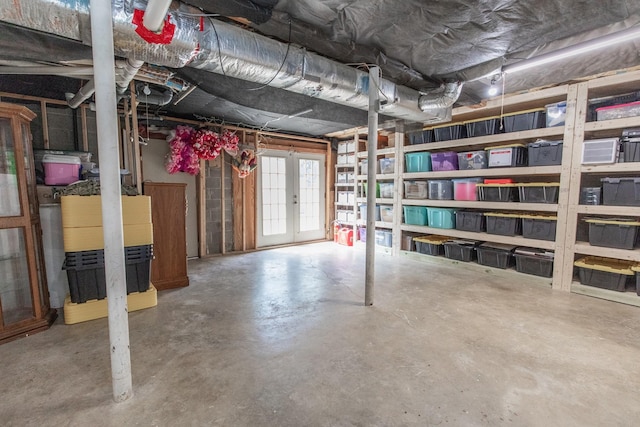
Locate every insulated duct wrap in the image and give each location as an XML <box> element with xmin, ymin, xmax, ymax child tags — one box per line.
<box><xmin>0</xmin><ymin>0</ymin><xmax>456</xmax><ymax>123</ymax></box>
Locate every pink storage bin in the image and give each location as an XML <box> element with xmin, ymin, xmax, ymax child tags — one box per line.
<box><xmin>453</xmin><ymin>178</ymin><xmax>482</xmax><ymax>201</ymax></box>
<box><xmin>42</xmin><ymin>154</ymin><xmax>81</xmax><ymax>185</ymax></box>
<box><xmin>431</xmin><ymin>151</ymin><xmax>458</xmax><ymax>171</ymax></box>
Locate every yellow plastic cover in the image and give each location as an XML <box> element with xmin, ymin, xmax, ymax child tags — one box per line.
<box><xmin>520</xmin><ymin>214</ymin><xmax>558</xmax><ymax>220</ymax></box>
<box><xmin>584</xmin><ymin>218</ymin><xmax>640</xmax><ymax>226</ymax></box>
<box><xmin>574</xmin><ymin>256</ymin><xmax>636</xmax><ymax>275</ymax></box>
<box><xmin>463</xmin><ymin>115</ymin><xmax>501</xmax><ymax>123</ymax></box>
<box><xmin>414</xmin><ymin>235</ymin><xmax>450</xmax><ymax>244</ymax></box>
<box><xmin>62</xmin><ymin>223</ymin><xmax>154</xmax><ymax>252</ymax></box>
<box><xmin>61</xmin><ymin>195</ymin><xmax>152</xmax><ymax>227</ymax></box>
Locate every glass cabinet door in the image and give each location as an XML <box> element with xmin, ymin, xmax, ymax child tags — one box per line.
<box><xmin>0</xmin><ymin>118</ymin><xmax>21</xmax><ymax>217</ymax></box>
<box><xmin>0</xmin><ymin>228</ymin><xmax>34</xmax><ymax>325</ymax></box>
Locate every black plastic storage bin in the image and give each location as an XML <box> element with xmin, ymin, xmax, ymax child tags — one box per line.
<box><xmin>443</xmin><ymin>240</ymin><xmax>481</xmax><ymax>262</ymax></box>
<box><xmin>502</xmin><ymin>108</ymin><xmax>546</xmax><ymax>132</ymax></box>
<box><xmin>621</xmin><ymin>128</ymin><xmax>640</xmax><ymax>162</ymax></box>
<box><xmin>476</xmin><ymin>243</ymin><xmax>517</xmax><ymax>269</ymax></box>
<box><xmin>455</xmin><ymin>210</ymin><xmax>486</xmax><ymax>232</ymax></box>
<box><xmin>514</xmin><ymin>248</ymin><xmax>554</xmax><ymax>278</ymax></box>
<box><xmin>528</xmin><ymin>140</ymin><xmax>563</xmax><ymax>166</ymax></box>
<box><xmin>585</xmin><ymin>218</ymin><xmax>640</xmax><ymax>249</ymax></box>
<box><xmin>521</xmin><ymin>215</ymin><xmax>557</xmax><ymax>241</ymax></box>
<box><xmin>486</xmin><ymin>144</ymin><xmax>528</xmax><ymax>168</ymax></box>
<box><xmin>574</xmin><ymin>256</ymin><xmax>635</xmax><ymax>291</ymax></box>
<box><xmin>433</xmin><ymin>124</ymin><xmax>467</xmax><ymax>142</ymax></box>
<box><xmin>64</xmin><ymin>250</ymin><xmax>107</xmax><ymax>303</ymax></box>
<box><xmin>414</xmin><ymin>235</ymin><xmax>450</xmax><ymax>256</ymax></box>
<box><xmin>476</xmin><ymin>184</ymin><xmax>518</xmax><ymax>202</ymax></box>
<box><xmin>601</xmin><ymin>177</ymin><xmax>640</xmax><ymax>206</ymax></box>
<box><xmin>465</xmin><ymin>116</ymin><xmax>499</xmax><ymax>137</ymax></box>
<box><xmin>485</xmin><ymin>213</ymin><xmax>522</xmax><ymax>236</ymax></box>
<box><xmin>633</xmin><ymin>266</ymin><xmax>640</xmax><ymax>296</ymax></box>
<box><xmin>517</xmin><ymin>183</ymin><xmax>560</xmax><ymax>204</ymax></box>
<box><xmin>408</xmin><ymin>129</ymin><xmax>434</xmax><ymax>145</ymax></box>
<box><xmin>125</xmin><ymin>245</ymin><xmax>153</xmax><ymax>294</ymax></box>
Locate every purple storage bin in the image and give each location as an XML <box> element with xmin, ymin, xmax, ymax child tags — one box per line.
<box><xmin>431</xmin><ymin>151</ymin><xmax>459</xmax><ymax>171</ymax></box>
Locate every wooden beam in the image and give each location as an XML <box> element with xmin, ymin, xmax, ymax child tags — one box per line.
<box><xmin>232</xmin><ymin>170</ymin><xmax>243</xmax><ymax>252</ymax></box>
<box><xmin>122</xmin><ymin>98</ymin><xmax>133</xmax><ymax>172</ymax></box>
<box><xmin>197</xmin><ymin>159</ymin><xmax>207</xmax><ymax>257</ymax></box>
<box><xmin>80</xmin><ymin>105</ymin><xmax>89</xmax><ymax>152</ymax></box>
<box><xmin>245</xmin><ymin>169</ymin><xmax>256</xmax><ymax>250</ymax></box>
<box><xmin>325</xmin><ymin>139</ymin><xmax>332</xmax><ymax>240</ymax></box>
<box><xmin>242</xmin><ymin>176</ymin><xmax>247</xmax><ymax>251</ymax></box>
<box><xmin>221</xmin><ymin>154</ymin><xmax>226</xmax><ymax>254</ymax></box>
<box><xmin>40</xmin><ymin>101</ymin><xmax>49</xmax><ymax>149</ymax></box>
<box><xmin>0</xmin><ymin>91</ymin><xmax>67</xmax><ymax>105</ymax></box>
<box><xmin>129</xmin><ymin>81</ymin><xmax>142</xmax><ymax>194</ymax></box>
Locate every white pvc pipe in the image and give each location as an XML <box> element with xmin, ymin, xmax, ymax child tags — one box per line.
<box><xmin>365</xmin><ymin>66</ymin><xmax>380</xmax><ymax>306</ymax></box>
<box><xmin>89</xmin><ymin>0</ymin><xmax>133</xmax><ymax>402</ymax></box>
<box><xmin>143</xmin><ymin>0</ymin><xmax>172</xmax><ymax>32</ymax></box>
<box><xmin>67</xmin><ymin>80</ymin><xmax>95</xmax><ymax>109</ymax></box>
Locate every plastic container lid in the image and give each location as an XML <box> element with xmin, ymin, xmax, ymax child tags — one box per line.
<box><xmin>520</xmin><ymin>214</ymin><xmax>558</xmax><ymax>220</ymax></box>
<box><xmin>478</xmin><ymin>242</ymin><xmax>518</xmax><ymax>251</ymax></box>
<box><xmin>414</xmin><ymin>235</ymin><xmax>450</xmax><ymax>245</ymax></box>
<box><xmin>516</xmin><ymin>182</ymin><xmax>560</xmax><ymax>187</ymax></box>
<box><xmin>464</xmin><ymin>115</ymin><xmax>500</xmax><ymax>124</ymax></box>
<box><xmin>484</xmin><ymin>143</ymin><xmax>526</xmax><ymax>151</ymax></box>
<box><xmin>528</xmin><ymin>139</ymin><xmax>563</xmax><ymax>147</ymax></box>
<box><xmin>574</xmin><ymin>256</ymin><xmax>636</xmax><ymax>275</ymax></box>
<box><xmin>42</xmin><ymin>154</ymin><xmax>81</xmax><ymax>164</ymax></box>
<box><xmin>514</xmin><ymin>247</ymin><xmax>555</xmax><ymax>258</ymax></box>
<box><xmin>483</xmin><ymin>212</ymin><xmax>521</xmax><ymax>218</ymax></box>
<box><xmin>483</xmin><ymin>178</ymin><xmax>514</xmax><ymax>184</ymax></box>
<box><xmin>584</xmin><ymin>218</ymin><xmax>640</xmax><ymax>226</ymax></box>
<box><xmin>476</xmin><ymin>183</ymin><xmax>517</xmax><ymax>187</ymax></box>
<box><xmin>594</xmin><ymin>100</ymin><xmax>640</xmax><ymax>112</ymax></box>
<box><xmin>431</xmin><ymin>122</ymin><xmax>464</xmax><ymax>130</ymax></box>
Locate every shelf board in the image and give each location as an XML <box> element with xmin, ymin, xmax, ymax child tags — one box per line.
<box><xmin>400</xmin><ymin>224</ymin><xmax>556</xmax><ymax>250</ymax></box>
<box><xmin>573</xmin><ymin>242</ymin><xmax>640</xmax><ymax>262</ymax></box>
<box><xmin>356</xmin><ymin>174</ymin><xmax>395</xmax><ymax>180</ymax></box>
<box><xmin>356</xmin><ymin>197</ymin><xmax>394</xmax><ymax>204</ymax></box>
<box><xmin>403</xmin><ymin>165</ymin><xmax>561</xmax><ymax>179</ymax></box>
<box><xmin>401</xmin><ymin>199</ymin><xmax>558</xmax><ymax>212</ymax></box>
<box><xmin>576</xmin><ymin>205</ymin><xmax>640</xmax><ymax>215</ymax></box>
<box><xmin>335</xmin><ymin>164</ymin><xmax>355</xmax><ymax>169</ymax></box>
<box><xmin>335</xmin><ymin>183</ymin><xmax>357</xmax><ymax>187</ymax></box>
<box><xmin>403</xmin><ymin>127</ymin><xmax>565</xmax><ymax>153</ymax></box>
<box><xmin>354</xmin><ymin>220</ymin><xmax>393</xmax><ymax>229</ymax></box>
<box><xmin>580</xmin><ymin>162</ymin><xmax>640</xmax><ymax>174</ymax></box>
<box><xmin>583</xmin><ymin>116</ymin><xmax>640</xmax><ymax>133</ymax></box>
<box><xmin>356</xmin><ymin>147</ymin><xmax>396</xmax><ymax>158</ymax></box>
<box><xmin>571</xmin><ymin>282</ymin><xmax>640</xmax><ymax>308</ymax></box>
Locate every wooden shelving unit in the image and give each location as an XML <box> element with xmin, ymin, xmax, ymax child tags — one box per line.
<box><xmin>329</xmin><ymin>70</ymin><xmax>640</xmax><ymax>307</ymax></box>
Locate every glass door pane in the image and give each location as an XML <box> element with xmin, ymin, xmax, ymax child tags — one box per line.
<box><xmin>260</xmin><ymin>156</ymin><xmax>288</xmax><ymax>237</ymax></box>
<box><xmin>0</xmin><ymin>228</ymin><xmax>34</xmax><ymax>325</ymax></box>
<box><xmin>0</xmin><ymin>118</ymin><xmax>21</xmax><ymax>217</ymax></box>
<box><xmin>298</xmin><ymin>159</ymin><xmax>321</xmax><ymax>232</ymax></box>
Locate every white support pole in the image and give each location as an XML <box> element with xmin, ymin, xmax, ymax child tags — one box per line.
<box><xmin>90</xmin><ymin>0</ymin><xmax>133</xmax><ymax>402</ymax></box>
<box><xmin>365</xmin><ymin>66</ymin><xmax>380</xmax><ymax>306</ymax></box>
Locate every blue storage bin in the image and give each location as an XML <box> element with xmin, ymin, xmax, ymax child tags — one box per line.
<box><xmin>403</xmin><ymin>206</ymin><xmax>428</xmax><ymax>225</ymax></box>
<box><xmin>427</xmin><ymin>207</ymin><xmax>456</xmax><ymax>229</ymax></box>
<box><xmin>405</xmin><ymin>152</ymin><xmax>432</xmax><ymax>172</ymax></box>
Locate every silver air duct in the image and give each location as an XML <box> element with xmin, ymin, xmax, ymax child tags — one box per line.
<box><xmin>0</xmin><ymin>0</ymin><xmax>461</xmax><ymax>123</ymax></box>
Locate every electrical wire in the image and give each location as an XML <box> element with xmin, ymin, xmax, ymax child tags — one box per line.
<box><xmin>247</xmin><ymin>18</ymin><xmax>293</xmax><ymax>91</ymax></box>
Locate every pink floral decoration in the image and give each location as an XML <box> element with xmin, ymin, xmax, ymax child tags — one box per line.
<box><xmin>165</xmin><ymin>126</ymin><xmax>241</xmax><ymax>175</ymax></box>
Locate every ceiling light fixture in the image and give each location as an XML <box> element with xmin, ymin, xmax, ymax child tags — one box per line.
<box><xmin>503</xmin><ymin>25</ymin><xmax>640</xmax><ymax>74</ymax></box>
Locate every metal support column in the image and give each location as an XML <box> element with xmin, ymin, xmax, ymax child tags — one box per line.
<box><xmin>90</xmin><ymin>0</ymin><xmax>133</xmax><ymax>402</ymax></box>
<box><xmin>365</xmin><ymin>66</ymin><xmax>380</xmax><ymax>306</ymax></box>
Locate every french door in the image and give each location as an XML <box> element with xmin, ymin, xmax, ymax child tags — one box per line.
<box><xmin>257</xmin><ymin>150</ymin><xmax>326</xmax><ymax>247</ymax></box>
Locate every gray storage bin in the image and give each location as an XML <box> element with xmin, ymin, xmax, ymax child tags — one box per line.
<box><xmin>457</xmin><ymin>150</ymin><xmax>488</xmax><ymax>170</ymax></box>
<box><xmin>528</xmin><ymin>140</ymin><xmax>563</xmax><ymax>166</ymax></box>
<box><xmin>601</xmin><ymin>177</ymin><xmax>640</xmax><ymax>206</ymax></box>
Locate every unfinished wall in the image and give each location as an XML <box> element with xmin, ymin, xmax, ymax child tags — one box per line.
<box><xmin>205</xmin><ymin>155</ymin><xmax>233</xmax><ymax>254</ymax></box>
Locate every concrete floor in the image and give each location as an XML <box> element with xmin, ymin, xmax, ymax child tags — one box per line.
<box><xmin>1</xmin><ymin>242</ymin><xmax>640</xmax><ymax>426</ymax></box>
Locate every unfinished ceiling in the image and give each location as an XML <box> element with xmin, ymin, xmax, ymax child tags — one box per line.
<box><xmin>1</xmin><ymin>0</ymin><xmax>640</xmax><ymax>136</ymax></box>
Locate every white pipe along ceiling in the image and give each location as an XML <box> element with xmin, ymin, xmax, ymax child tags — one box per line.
<box><xmin>0</xmin><ymin>0</ymin><xmax>462</xmax><ymax>124</ymax></box>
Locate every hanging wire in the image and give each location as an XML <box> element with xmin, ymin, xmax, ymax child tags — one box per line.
<box><xmin>499</xmin><ymin>72</ymin><xmax>506</xmax><ymax>131</ymax></box>
<box><xmin>247</xmin><ymin>18</ymin><xmax>293</xmax><ymax>91</ymax></box>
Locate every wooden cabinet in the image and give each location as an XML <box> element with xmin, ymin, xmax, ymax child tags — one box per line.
<box><xmin>143</xmin><ymin>182</ymin><xmax>189</xmax><ymax>290</ymax></box>
<box><xmin>0</xmin><ymin>102</ymin><xmax>56</xmax><ymax>344</ymax></box>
